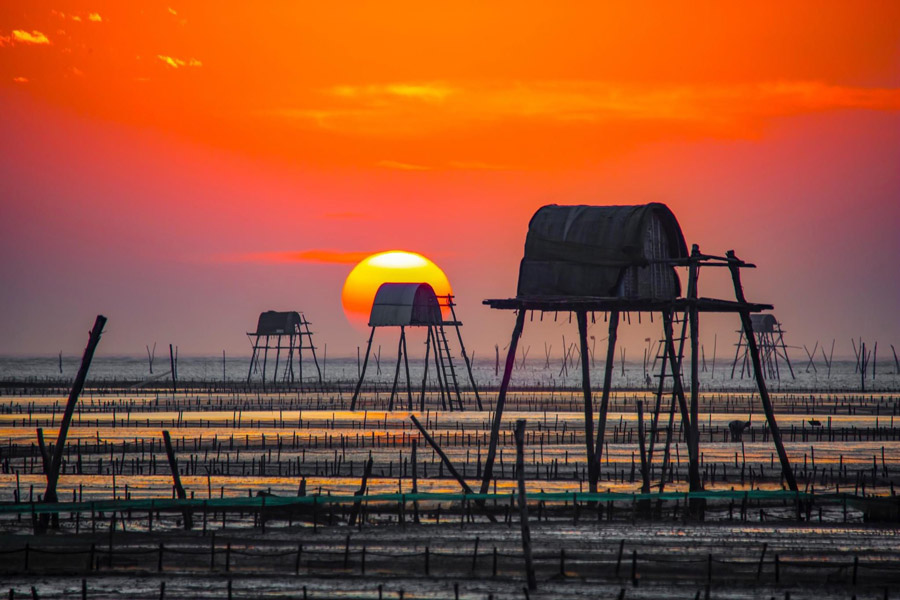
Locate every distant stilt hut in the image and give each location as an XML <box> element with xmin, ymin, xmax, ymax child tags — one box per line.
<box><xmin>731</xmin><ymin>313</ymin><xmax>795</xmax><ymax>380</ymax></box>
<box><xmin>246</xmin><ymin>311</ymin><xmax>322</xmax><ymax>387</ymax></box>
<box><xmin>350</xmin><ymin>282</ymin><xmax>480</xmax><ymax>412</ymax></box>
<box><xmin>483</xmin><ymin>203</ymin><xmax>798</xmax><ymax>504</ymax></box>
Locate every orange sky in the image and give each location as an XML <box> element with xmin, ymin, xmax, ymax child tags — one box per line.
<box><xmin>1</xmin><ymin>2</ymin><xmax>899</xmax><ymax>359</ymax></box>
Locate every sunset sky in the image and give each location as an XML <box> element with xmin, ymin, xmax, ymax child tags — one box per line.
<box><xmin>1</xmin><ymin>2</ymin><xmax>899</xmax><ymax>361</ymax></box>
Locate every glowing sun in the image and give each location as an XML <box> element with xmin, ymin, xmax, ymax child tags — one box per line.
<box><xmin>341</xmin><ymin>250</ymin><xmax>452</xmax><ymax>326</ymax></box>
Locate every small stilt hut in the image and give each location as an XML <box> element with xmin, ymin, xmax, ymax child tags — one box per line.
<box><xmin>246</xmin><ymin>311</ymin><xmax>322</xmax><ymax>387</ymax></box>
<box><xmin>731</xmin><ymin>313</ymin><xmax>795</xmax><ymax>380</ymax></box>
<box><xmin>350</xmin><ymin>282</ymin><xmax>480</xmax><ymax>411</ymax></box>
<box><xmin>483</xmin><ymin>203</ymin><xmax>798</xmax><ymax>504</ymax></box>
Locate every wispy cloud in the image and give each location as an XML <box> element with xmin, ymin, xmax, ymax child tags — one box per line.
<box><xmin>4</xmin><ymin>30</ymin><xmax>52</xmax><ymax>45</ymax></box>
<box><xmin>376</xmin><ymin>160</ymin><xmax>432</xmax><ymax>171</ymax></box>
<box><xmin>157</xmin><ymin>55</ymin><xmax>202</xmax><ymax>68</ymax></box>
<box><xmin>332</xmin><ymin>83</ymin><xmax>454</xmax><ymax>102</ymax></box>
<box><xmin>276</xmin><ymin>80</ymin><xmax>900</xmax><ymax>137</ymax></box>
<box><xmin>88</xmin><ymin>13</ymin><xmax>103</xmax><ymax>23</ymax></box>
<box><xmin>12</xmin><ymin>76</ymin><xmax>28</xmax><ymax>83</ymax></box>
<box><xmin>322</xmin><ymin>211</ymin><xmax>369</xmax><ymax>219</ymax></box>
<box><xmin>218</xmin><ymin>250</ymin><xmax>371</xmax><ymax>265</ymax></box>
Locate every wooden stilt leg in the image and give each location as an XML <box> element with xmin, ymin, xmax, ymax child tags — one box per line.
<box><xmin>576</xmin><ymin>311</ymin><xmax>596</xmax><ymax>492</ymax></box>
<box><xmin>420</xmin><ymin>327</ymin><xmax>432</xmax><ymax>411</ymax></box>
<box><xmin>402</xmin><ymin>328</ymin><xmax>413</xmax><ymax>411</ymax></box>
<box><xmin>388</xmin><ymin>328</ymin><xmax>404</xmax><ymax>411</ymax></box>
<box><xmin>662</xmin><ymin>311</ymin><xmax>701</xmax><ymax>492</ymax></box>
<box><xmin>480</xmin><ymin>310</ymin><xmax>526</xmax><ymax>495</ymax></box>
<box><xmin>350</xmin><ymin>328</ymin><xmax>376</xmax><ymax>411</ymax></box>
<box><xmin>687</xmin><ymin>245</ymin><xmax>703</xmax><ymax>507</ymax></box>
<box><xmin>592</xmin><ymin>311</ymin><xmax>619</xmax><ymax>490</ymax></box>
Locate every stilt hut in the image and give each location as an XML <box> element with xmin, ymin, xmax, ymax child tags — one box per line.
<box><xmin>731</xmin><ymin>313</ymin><xmax>795</xmax><ymax>380</ymax></box>
<box><xmin>350</xmin><ymin>282</ymin><xmax>480</xmax><ymax>411</ymax></box>
<box><xmin>483</xmin><ymin>203</ymin><xmax>797</xmax><ymax>504</ymax></box>
<box><xmin>246</xmin><ymin>311</ymin><xmax>321</xmax><ymax>387</ymax></box>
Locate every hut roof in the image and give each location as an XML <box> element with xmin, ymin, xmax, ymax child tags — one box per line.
<box><xmin>254</xmin><ymin>311</ymin><xmax>302</xmax><ymax>335</ymax></box>
<box><xmin>369</xmin><ymin>283</ymin><xmax>444</xmax><ymax>327</ymax></box>
<box><xmin>750</xmin><ymin>313</ymin><xmax>779</xmax><ymax>333</ymax></box>
<box><xmin>516</xmin><ymin>203</ymin><xmax>688</xmax><ymax>299</ymax></box>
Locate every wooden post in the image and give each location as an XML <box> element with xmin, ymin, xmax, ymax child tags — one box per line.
<box><xmin>162</xmin><ymin>430</ymin><xmax>193</xmax><ymax>529</ymax></box>
<box><xmin>575</xmin><ymin>311</ymin><xmax>596</xmax><ymax>492</ymax></box>
<box><xmin>348</xmin><ymin>455</ymin><xmax>373</xmax><ymax>526</ymax></box>
<box><xmin>636</xmin><ymin>401</ymin><xmax>650</xmax><ymax>494</ymax></box>
<box><xmin>726</xmin><ymin>250</ymin><xmax>797</xmax><ymax>492</ymax></box>
<box><xmin>40</xmin><ymin>315</ymin><xmax>105</xmax><ymax>533</ymax></box>
<box><xmin>480</xmin><ymin>310</ymin><xmax>526</xmax><ymax>495</ymax></box>
<box><xmin>350</xmin><ymin>327</ymin><xmax>376</xmax><ymax>410</ymax></box>
<box><xmin>411</xmin><ymin>441</ymin><xmax>420</xmax><ymax>523</ymax></box>
<box><xmin>169</xmin><ymin>344</ymin><xmax>177</xmax><ymax>394</ymax></box>
<box><xmin>592</xmin><ymin>311</ymin><xmax>619</xmax><ymax>490</ymax></box>
<box><xmin>514</xmin><ymin>420</ymin><xmax>537</xmax><ymax>591</ymax></box>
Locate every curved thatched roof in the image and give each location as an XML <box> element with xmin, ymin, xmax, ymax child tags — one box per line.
<box><xmin>369</xmin><ymin>283</ymin><xmax>443</xmax><ymax>327</ymax></box>
<box><xmin>517</xmin><ymin>203</ymin><xmax>688</xmax><ymax>299</ymax></box>
<box><xmin>750</xmin><ymin>313</ymin><xmax>779</xmax><ymax>333</ymax></box>
<box><xmin>255</xmin><ymin>311</ymin><xmax>302</xmax><ymax>335</ymax></box>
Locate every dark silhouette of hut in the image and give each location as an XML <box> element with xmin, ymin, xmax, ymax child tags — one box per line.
<box><xmin>350</xmin><ymin>282</ymin><xmax>480</xmax><ymax>411</ymax></box>
<box><xmin>246</xmin><ymin>311</ymin><xmax>321</xmax><ymax>386</ymax></box>
<box><xmin>731</xmin><ymin>313</ymin><xmax>795</xmax><ymax>380</ymax></box>
<box><xmin>483</xmin><ymin>203</ymin><xmax>798</xmax><ymax>503</ymax></box>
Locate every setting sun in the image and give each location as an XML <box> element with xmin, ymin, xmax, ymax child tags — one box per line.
<box><xmin>341</xmin><ymin>250</ymin><xmax>452</xmax><ymax>326</ymax></box>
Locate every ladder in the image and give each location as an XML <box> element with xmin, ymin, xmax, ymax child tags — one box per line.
<box><xmin>435</xmin><ymin>325</ymin><xmax>463</xmax><ymax>410</ymax></box>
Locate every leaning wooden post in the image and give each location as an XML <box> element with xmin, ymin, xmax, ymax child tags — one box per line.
<box><xmin>40</xmin><ymin>315</ymin><xmax>105</xmax><ymax>533</ymax></box>
<box><xmin>410</xmin><ymin>415</ymin><xmax>496</xmax><ymax>523</ymax></box>
<box><xmin>514</xmin><ymin>420</ymin><xmax>537</xmax><ymax>591</ymax></box>
<box><xmin>162</xmin><ymin>430</ymin><xmax>194</xmax><ymax>529</ymax></box>
<box><xmin>350</xmin><ymin>327</ymin><xmax>376</xmax><ymax>410</ymax></box>
<box><xmin>480</xmin><ymin>309</ymin><xmax>526</xmax><ymax>495</ymax></box>
<box><xmin>593</xmin><ymin>311</ymin><xmax>619</xmax><ymax>491</ymax></box>
<box><xmin>726</xmin><ymin>250</ymin><xmax>798</xmax><ymax>492</ymax></box>
<box><xmin>575</xmin><ymin>311</ymin><xmax>597</xmax><ymax>492</ymax></box>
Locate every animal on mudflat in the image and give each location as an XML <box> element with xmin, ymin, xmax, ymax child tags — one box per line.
<box><xmin>728</xmin><ymin>420</ymin><xmax>752</xmax><ymax>442</ymax></box>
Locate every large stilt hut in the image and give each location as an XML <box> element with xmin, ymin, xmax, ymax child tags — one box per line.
<box><xmin>247</xmin><ymin>311</ymin><xmax>322</xmax><ymax>387</ymax></box>
<box><xmin>482</xmin><ymin>203</ymin><xmax>797</xmax><ymax>501</ymax></box>
<box><xmin>350</xmin><ymin>282</ymin><xmax>480</xmax><ymax>411</ymax></box>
